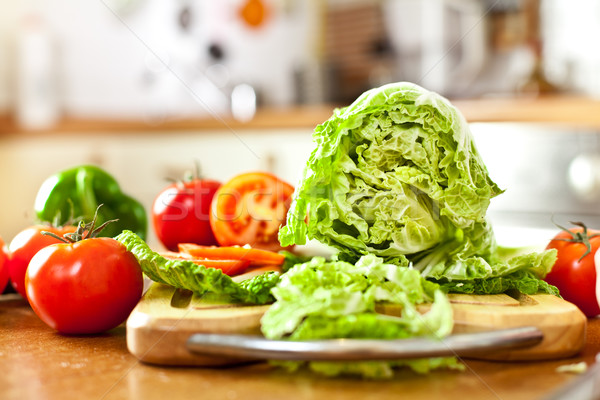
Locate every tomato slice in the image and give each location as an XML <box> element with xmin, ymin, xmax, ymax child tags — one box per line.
<box><xmin>210</xmin><ymin>172</ymin><xmax>295</xmax><ymax>252</ymax></box>
<box><xmin>178</xmin><ymin>243</ymin><xmax>285</xmax><ymax>267</ymax></box>
<box><xmin>159</xmin><ymin>251</ymin><xmax>251</xmax><ymax>276</ymax></box>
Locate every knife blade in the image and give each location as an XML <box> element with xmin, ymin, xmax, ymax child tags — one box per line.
<box><xmin>186</xmin><ymin>326</ymin><xmax>543</xmax><ymax>361</ymax></box>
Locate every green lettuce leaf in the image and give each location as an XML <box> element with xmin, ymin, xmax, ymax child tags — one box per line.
<box><xmin>279</xmin><ymin>82</ymin><xmax>555</xmax><ymax>289</ymax></box>
<box><xmin>115</xmin><ymin>230</ymin><xmax>279</xmax><ymax>304</ymax></box>
<box><xmin>261</xmin><ymin>255</ymin><xmax>461</xmax><ymax>377</ymax></box>
<box><xmin>437</xmin><ymin>269</ymin><xmax>560</xmax><ymax>296</ymax></box>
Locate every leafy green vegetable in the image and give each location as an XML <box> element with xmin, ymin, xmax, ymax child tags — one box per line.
<box><xmin>279</xmin><ymin>82</ymin><xmax>556</xmax><ymax>288</ymax></box>
<box><xmin>261</xmin><ymin>255</ymin><xmax>463</xmax><ymax>377</ymax></box>
<box><xmin>115</xmin><ymin>230</ymin><xmax>279</xmax><ymax>304</ymax></box>
<box><xmin>438</xmin><ymin>270</ymin><xmax>560</xmax><ymax>296</ymax></box>
<box><xmin>279</xmin><ymin>250</ymin><xmax>315</xmax><ymax>273</ymax></box>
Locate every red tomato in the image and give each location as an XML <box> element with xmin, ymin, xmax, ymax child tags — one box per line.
<box><xmin>7</xmin><ymin>225</ymin><xmax>77</xmax><ymax>299</ymax></box>
<box><xmin>0</xmin><ymin>236</ymin><xmax>9</xmax><ymax>293</ymax></box>
<box><xmin>152</xmin><ymin>179</ymin><xmax>221</xmax><ymax>251</ymax></box>
<box><xmin>25</xmin><ymin>237</ymin><xmax>143</xmax><ymax>334</ymax></box>
<box><xmin>545</xmin><ymin>223</ymin><xmax>600</xmax><ymax>317</ymax></box>
<box><xmin>210</xmin><ymin>172</ymin><xmax>294</xmax><ymax>252</ymax></box>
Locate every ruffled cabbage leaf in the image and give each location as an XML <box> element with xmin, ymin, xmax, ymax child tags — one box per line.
<box><xmin>261</xmin><ymin>255</ymin><xmax>463</xmax><ymax>378</ymax></box>
<box><xmin>279</xmin><ymin>82</ymin><xmax>557</xmax><ymax>290</ymax></box>
<box><xmin>115</xmin><ymin>230</ymin><xmax>279</xmax><ymax>304</ymax></box>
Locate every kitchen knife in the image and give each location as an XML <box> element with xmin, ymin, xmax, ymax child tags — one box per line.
<box><xmin>186</xmin><ymin>326</ymin><xmax>543</xmax><ymax>361</ymax></box>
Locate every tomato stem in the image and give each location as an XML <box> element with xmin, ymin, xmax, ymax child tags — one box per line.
<box><xmin>552</xmin><ymin>220</ymin><xmax>600</xmax><ymax>262</ymax></box>
<box><xmin>40</xmin><ymin>230</ymin><xmax>70</xmax><ymax>243</ymax></box>
<box><xmin>41</xmin><ymin>204</ymin><xmax>118</xmax><ymax>243</ymax></box>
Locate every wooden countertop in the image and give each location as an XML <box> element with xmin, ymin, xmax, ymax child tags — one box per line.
<box><xmin>1</xmin><ymin>293</ymin><xmax>598</xmax><ymax>400</ymax></box>
<box><xmin>0</xmin><ymin>106</ymin><xmax>337</xmax><ymax>135</ymax></box>
<box><xmin>2</xmin><ymin>95</ymin><xmax>600</xmax><ymax>135</ymax></box>
<box><xmin>454</xmin><ymin>95</ymin><xmax>600</xmax><ymax>129</ymax></box>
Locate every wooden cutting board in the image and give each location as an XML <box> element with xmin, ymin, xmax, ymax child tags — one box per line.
<box><xmin>126</xmin><ymin>282</ymin><xmax>587</xmax><ymax>367</ymax></box>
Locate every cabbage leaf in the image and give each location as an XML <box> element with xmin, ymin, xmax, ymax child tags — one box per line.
<box><xmin>261</xmin><ymin>255</ymin><xmax>463</xmax><ymax>378</ymax></box>
<box><xmin>115</xmin><ymin>230</ymin><xmax>279</xmax><ymax>304</ymax></box>
<box><xmin>279</xmin><ymin>82</ymin><xmax>557</xmax><ymax>288</ymax></box>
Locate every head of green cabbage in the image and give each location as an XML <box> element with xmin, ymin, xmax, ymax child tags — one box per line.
<box><xmin>279</xmin><ymin>82</ymin><xmax>557</xmax><ymax>292</ymax></box>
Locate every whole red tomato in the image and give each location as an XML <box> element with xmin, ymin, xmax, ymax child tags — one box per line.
<box><xmin>210</xmin><ymin>172</ymin><xmax>294</xmax><ymax>252</ymax></box>
<box><xmin>25</xmin><ymin>236</ymin><xmax>143</xmax><ymax>334</ymax></box>
<box><xmin>152</xmin><ymin>179</ymin><xmax>221</xmax><ymax>251</ymax></box>
<box><xmin>7</xmin><ymin>225</ymin><xmax>77</xmax><ymax>299</ymax></box>
<box><xmin>0</xmin><ymin>236</ymin><xmax>9</xmax><ymax>293</ymax></box>
<box><xmin>544</xmin><ymin>222</ymin><xmax>600</xmax><ymax>317</ymax></box>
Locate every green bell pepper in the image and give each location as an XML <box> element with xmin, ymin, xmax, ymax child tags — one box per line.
<box><xmin>34</xmin><ymin>164</ymin><xmax>148</xmax><ymax>240</ymax></box>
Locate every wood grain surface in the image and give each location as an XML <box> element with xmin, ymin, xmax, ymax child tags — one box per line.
<box><xmin>1</xmin><ymin>293</ymin><xmax>598</xmax><ymax>400</ymax></box>
<box><xmin>3</xmin><ymin>95</ymin><xmax>600</xmax><ymax>135</ymax></box>
<box><xmin>127</xmin><ymin>283</ymin><xmax>586</xmax><ymax>366</ymax></box>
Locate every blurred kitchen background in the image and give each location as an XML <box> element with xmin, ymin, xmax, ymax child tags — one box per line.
<box><xmin>1</xmin><ymin>0</ymin><xmax>599</xmax><ymax>247</ymax></box>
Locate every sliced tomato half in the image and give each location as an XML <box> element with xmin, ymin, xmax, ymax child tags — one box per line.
<box><xmin>209</xmin><ymin>172</ymin><xmax>295</xmax><ymax>252</ymax></box>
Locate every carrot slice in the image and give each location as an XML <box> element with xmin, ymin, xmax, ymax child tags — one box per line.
<box><xmin>177</xmin><ymin>243</ymin><xmax>285</xmax><ymax>267</ymax></box>
<box><xmin>159</xmin><ymin>251</ymin><xmax>251</xmax><ymax>276</ymax></box>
